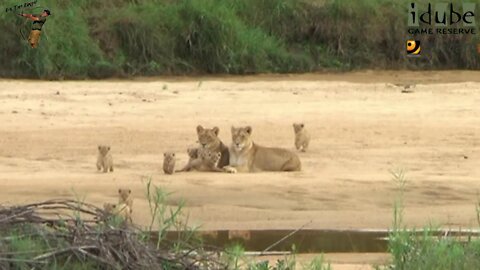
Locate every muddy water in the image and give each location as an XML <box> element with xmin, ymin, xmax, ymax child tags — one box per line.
<box><xmin>163</xmin><ymin>229</ymin><xmax>480</xmax><ymax>253</ymax></box>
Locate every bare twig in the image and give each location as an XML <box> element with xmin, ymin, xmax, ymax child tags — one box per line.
<box><xmin>259</xmin><ymin>220</ymin><xmax>312</xmax><ymax>255</ymax></box>
<box><xmin>0</xmin><ymin>199</ymin><xmax>226</xmax><ymax>270</ymax></box>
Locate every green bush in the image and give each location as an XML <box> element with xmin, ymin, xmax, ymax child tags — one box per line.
<box><xmin>0</xmin><ymin>0</ymin><xmax>478</xmax><ymax>78</ymax></box>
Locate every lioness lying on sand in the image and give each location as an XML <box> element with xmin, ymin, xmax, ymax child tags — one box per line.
<box><xmin>195</xmin><ymin>125</ymin><xmax>230</xmax><ymax>171</ymax></box>
<box><xmin>223</xmin><ymin>126</ymin><xmax>301</xmax><ymax>173</ymax></box>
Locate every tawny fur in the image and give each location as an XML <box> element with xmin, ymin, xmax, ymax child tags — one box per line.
<box><xmin>118</xmin><ymin>188</ymin><xmax>133</xmax><ymax>214</ymax></box>
<box><xmin>103</xmin><ymin>202</ymin><xmax>132</xmax><ymax>224</ymax></box>
<box><xmin>293</xmin><ymin>123</ymin><xmax>310</xmax><ymax>152</ymax></box>
<box><xmin>224</xmin><ymin>126</ymin><xmax>302</xmax><ymax>173</ymax></box>
<box><xmin>96</xmin><ymin>145</ymin><xmax>114</xmax><ymax>173</ymax></box>
<box><xmin>163</xmin><ymin>152</ymin><xmax>176</xmax><ymax>174</ymax></box>
<box><xmin>195</xmin><ymin>125</ymin><xmax>230</xmax><ymax>170</ymax></box>
<box><xmin>176</xmin><ymin>148</ymin><xmax>223</xmax><ymax>172</ymax></box>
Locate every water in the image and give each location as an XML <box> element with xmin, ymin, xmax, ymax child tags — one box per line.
<box><xmin>163</xmin><ymin>229</ymin><xmax>480</xmax><ymax>253</ymax></box>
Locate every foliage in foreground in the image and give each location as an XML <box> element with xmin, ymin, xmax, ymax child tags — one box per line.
<box><xmin>0</xmin><ymin>182</ymin><xmax>222</xmax><ymax>270</ymax></box>
<box><xmin>383</xmin><ymin>170</ymin><xmax>480</xmax><ymax>270</ymax></box>
<box><xmin>0</xmin><ymin>180</ymin><xmax>332</xmax><ymax>269</ymax></box>
<box><xmin>0</xmin><ymin>0</ymin><xmax>479</xmax><ymax>79</ymax></box>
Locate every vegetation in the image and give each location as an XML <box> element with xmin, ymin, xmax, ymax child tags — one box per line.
<box><xmin>0</xmin><ymin>180</ymin><xmax>332</xmax><ymax>269</ymax></box>
<box><xmin>0</xmin><ymin>182</ymin><xmax>219</xmax><ymax>270</ymax></box>
<box><xmin>381</xmin><ymin>170</ymin><xmax>480</xmax><ymax>270</ymax></box>
<box><xmin>0</xmin><ymin>0</ymin><xmax>478</xmax><ymax>79</ymax></box>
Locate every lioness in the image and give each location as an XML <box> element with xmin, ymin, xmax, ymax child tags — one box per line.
<box><xmin>196</xmin><ymin>125</ymin><xmax>229</xmax><ymax>170</ymax></box>
<box><xmin>224</xmin><ymin>126</ymin><xmax>301</xmax><ymax>173</ymax></box>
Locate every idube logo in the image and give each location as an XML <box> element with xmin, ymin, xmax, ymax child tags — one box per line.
<box><xmin>406</xmin><ymin>40</ymin><xmax>421</xmax><ymax>56</ymax></box>
<box><xmin>408</xmin><ymin>2</ymin><xmax>477</xmax><ymax>35</ymax></box>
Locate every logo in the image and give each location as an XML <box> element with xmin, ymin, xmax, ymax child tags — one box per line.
<box><xmin>5</xmin><ymin>0</ymin><xmax>38</xmax><ymax>13</ymax></box>
<box><xmin>406</xmin><ymin>40</ymin><xmax>421</xmax><ymax>56</ymax></box>
<box><xmin>408</xmin><ymin>2</ymin><xmax>477</xmax><ymax>35</ymax></box>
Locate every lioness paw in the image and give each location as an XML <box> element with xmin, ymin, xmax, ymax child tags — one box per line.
<box><xmin>223</xmin><ymin>166</ymin><xmax>237</xmax><ymax>174</ymax></box>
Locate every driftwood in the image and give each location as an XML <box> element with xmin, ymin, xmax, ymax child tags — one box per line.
<box><xmin>0</xmin><ymin>199</ymin><xmax>226</xmax><ymax>270</ymax></box>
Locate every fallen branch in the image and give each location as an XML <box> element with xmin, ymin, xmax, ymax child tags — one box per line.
<box><xmin>259</xmin><ymin>220</ymin><xmax>313</xmax><ymax>255</ymax></box>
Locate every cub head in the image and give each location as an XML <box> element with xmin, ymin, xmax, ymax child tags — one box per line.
<box><xmin>196</xmin><ymin>125</ymin><xmax>221</xmax><ymax>150</ymax></box>
<box><xmin>201</xmin><ymin>150</ymin><xmax>221</xmax><ymax>165</ymax></box>
<box><xmin>163</xmin><ymin>152</ymin><xmax>175</xmax><ymax>161</ymax></box>
<box><xmin>186</xmin><ymin>148</ymin><xmax>198</xmax><ymax>159</ymax></box>
<box><xmin>231</xmin><ymin>126</ymin><xmax>253</xmax><ymax>151</ymax></box>
<box><xmin>98</xmin><ymin>145</ymin><xmax>111</xmax><ymax>156</ymax></box>
<box><xmin>293</xmin><ymin>123</ymin><xmax>305</xmax><ymax>134</ymax></box>
<box><xmin>118</xmin><ymin>188</ymin><xmax>131</xmax><ymax>201</ymax></box>
<box><xmin>212</xmin><ymin>152</ymin><xmax>221</xmax><ymax>163</ymax></box>
<box><xmin>103</xmin><ymin>203</ymin><xmax>116</xmax><ymax>213</ymax></box>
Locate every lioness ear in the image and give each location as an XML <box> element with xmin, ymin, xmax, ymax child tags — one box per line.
<box><xmin>107</xmin><ymin>146</ymin><xmax>111</xmax><ymax>151</ymax></box>
<box><xmin>98</xmin><ymin>145</ymin><xmax>101</xmax><ymax>150</ymax></box>
<box><xmin>118</xmin><ymin>189</ymin><xmax>121</xmax><ymax>194</ymax></box>
<box><xmin>300</xmin><ymin>123</ymin><xmax>304</xmax><ymax>128</ymax></box>
<box><xmin>128</xmin><ymin>189</ymin><xmax>131</xmax><ymax>194</ymax></box>
<box><xmin>163</xmin><ymin>153</ymin><xmax>166</xmax><ymax>157</ymax></box>
<box><xmin>212</xmin><ymin>127</ymin><xmax>219</xmax><ymax>136</ymax></box>
<box><xmin>231</xmin><ymin>126</ymin><xmax>236</xmax><ymax>133</ymax></box>
<box><xmin>196</xmin><ymin>125</ymin><xmax>204</xmax><ymax>134</ymax></box>
<box><xmin>245</xmin><ymin>126</ymin><xmax>252</xmax><ymax>135</ymax></box>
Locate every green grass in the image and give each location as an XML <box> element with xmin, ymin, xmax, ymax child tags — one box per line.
<box><xmin>1</xmin><ymin>0</ymin><xmax>478</xmax><ymax>78</ymax></box>
<box><xmin>222</xmin><ymin>243</ymin><xmax>332</xmax><ymax>270</ymax></box>
<box><xmin>381</xmin><ymin>170</ymin><xmax>480</xmax><ymax>270</ymax></box>
<box><xmin>0</xmin><ymin>180</ymin><xmax>332</xmax><ymax>270</ymax></box>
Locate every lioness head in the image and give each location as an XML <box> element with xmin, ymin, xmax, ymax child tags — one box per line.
<box><xmin>231</xmin><ymin>126</ymin><xmax>253</xmax><ymax>151</ymax></box>
<box><xmin>196</xmin><ymin>125</ymin><xmax>221</xmax><ymax>150</ymax></box>
<box><xmin>293</xmin><ymin>123</ymin><xmax>305</xmax><ymax>134</ymax></box>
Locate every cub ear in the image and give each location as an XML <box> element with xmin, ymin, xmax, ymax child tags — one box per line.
<box><xmin>128</xmin><ymin>189</ymin><xmax>131</xmax><ymax>194</ymax></box>
<box><xmin>300</xmin><ymin>123</ymin><xmax>304</xmax><ymax>128</ymax></box>
<box><xmin>212</xmin><ymin>126</ymin><xmax>220</xmax><ymax>136</ymax></box>
<box><xmin>245</xmin><ymin>126</ymin><xmax>252</xmax><ymax>135</ymax></box>
<box><xmin>118</xmin><ymin>189</ymin><xmax>121</xmax><ymax>194</ymax></box>
<box><xmin>98</xmin><ymin>145</ymin><xmax>101</xmax><ymax>150</ymax></box>
<box><xmin>107</xmin><ymin>146</ymin><xmax>111</xmax><ymax>151</ymax></box>
<box><xmin>196</xmin><ymin>125</ymin><xmax>204</xmax><ymax>134</ymax></box>
<box><xmin>231</xmin><ymin>126</ymin><xmax>236</xmax><ymax>134</ymax></box>
<box><xmin>172</xmin><ymin>153</ymin><xmax>175</xmax><ymax>157</ymax></box>
<box><xmin>163</xmin><ymin>153</ymin><xmax>167</xmax><ymax>157</ymax></box>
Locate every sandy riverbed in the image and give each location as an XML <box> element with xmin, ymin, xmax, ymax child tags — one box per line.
<box><xmin>1</xmin><ymin>70</ymin><xmax>480</xmax><ymax>233</ymax></box>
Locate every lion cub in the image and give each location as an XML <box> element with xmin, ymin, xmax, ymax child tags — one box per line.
<box><xmin>176</xmin><ymin>148</ymin><xmax>198</xmax><ymax>172</ymax></box>
<box><xmin>103</xmin><ymin>202</ymin><xmax>132</xmax><ymax>224</ymax></box>
<box><xmin>176</xmin><ymin>148</ymin><xmax>223</xmax><ymax>172</ymax></box>
<box><xmin>96</xmin><ymin>145</ymin><xmax>114</xmax><ymax>173</ymax></box>
<box><xmin>201</xmin><ymin>150</ymin><xmax>222</xmax><ymax>171</ymax></box>
<box><xmin>163</xmin><ymin>152</ymin><xmax>176</xmax><ymax>174</ymax></box>
<box><xmin>293</xmin><ymin>123</ymin><xmax>310</xmax><ymax>152</ymax></box>
<box><xmin>118</xmin><ymin>188</ymin><xmax>133</xmax><ymax>213</ymax></box>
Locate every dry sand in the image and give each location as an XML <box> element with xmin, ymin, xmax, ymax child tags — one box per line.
<box><xmin>1</xmin><ymin>70</ymin><xmax>480</xmax><ymax>268</ymax></box>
